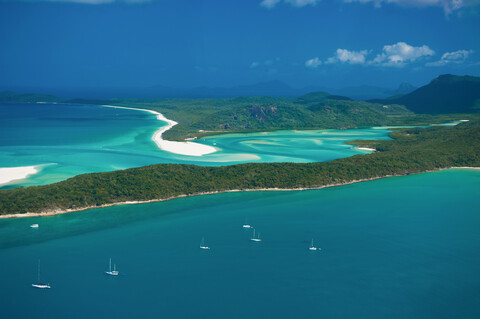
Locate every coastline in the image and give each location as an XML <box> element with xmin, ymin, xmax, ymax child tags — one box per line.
<box><xmin>1</xmin><ymin>166</ymin><xmax>478</xmax><ymax>219</ymax></box>
<box><xmin>101</xmin><ymin>105</ymin><xmax>217</xmax><ymax>157</ymax></box>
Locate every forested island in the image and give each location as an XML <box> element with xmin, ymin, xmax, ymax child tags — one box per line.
<box><xmin>1</xmin><ymin>120</ymin><xmax>479</xmax><ymax>216</ymax></box>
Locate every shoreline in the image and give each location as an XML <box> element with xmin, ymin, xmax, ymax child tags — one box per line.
<box><xmin>101</xmin><ymin>105</ymin><xmax>217</xmax><ymax>157</ymax></box>
<box><xmin>1</xmin><ymin>166</ymin><xmax>478</xmax><ymax>219</ymax></box>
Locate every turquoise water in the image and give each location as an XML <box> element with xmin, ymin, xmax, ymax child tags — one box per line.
<box><xmin>0</xmin><ymin>103</ymin><xmax>392</xmax><ymax>188</ymax></box>
<box><xmin>0</xmin><ymin>169</ymin><xmax>479</xmax><ymax>318</ymax></box>
<box><xmin>1</xmin><ymin>102</ymin><xmax>478</xmax><ymax>318</ymax></box>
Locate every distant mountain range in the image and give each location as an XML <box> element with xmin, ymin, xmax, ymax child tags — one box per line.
<box><xmin>2</xmin><ymin>74</ymin><xmax>479</xmax><ymax>115</ymax></box>
<box><xmin>322</xmin><ymin>82</ymin><xmax>417</xmax><ymax>101</ymax></box>
<box><xmin>370</xmin><ymin>74</ymin><xmax>480</xmax><ymax>114</ymax></box>
<box><xmin>0</xmin><ymin>80</ymin><xmax>416</xmax><ymax>101</ymax></box>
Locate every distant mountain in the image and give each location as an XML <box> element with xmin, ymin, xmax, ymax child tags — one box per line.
<box><xmin>1</xmin><ymin>81</ymin><xmax>418</xmax><ymax>100</ymax></box>
<box><xmin>325</xmin><ymin>83</ymin><xmax>417</xmax><ymax>100</ymax></box>
<box><xmin>4</xmin><ymin>81</ymin><xmax>304</xmax><ymax>99</ymax></box>
<box><xmin>393</xmin><ymin>82</ymin><xmax>417</xmax><ymax>96</ymax></box>
<box><xmin>369</xmin><ymin>74</ymin><xmax>480</xmax><ymax>114</ymax></box>
<box><xmin>0</xmin><ymin>91</ymin><xmax>62</xmax><ymax>103</ymax></box>
<box><xmin>295</xmin><ymin>91</ymin><xmax>352</xmax><ymax>104</ymax></box>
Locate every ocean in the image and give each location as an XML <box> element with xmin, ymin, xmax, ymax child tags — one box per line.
<box><xmin>0</xmin><ymin>169</ymin><xmax>479</xmax><ymax>318</ymax></box>
<box><xmin>0</xmin><ymin>103</ymin><xmax>479</xmax><ymax>318</ymax></box>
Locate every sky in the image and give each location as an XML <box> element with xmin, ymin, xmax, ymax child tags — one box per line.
<box><xmin>0</xmin><ymin>0</ymin><xmax>479</xmax><ymax>91</ymax></box>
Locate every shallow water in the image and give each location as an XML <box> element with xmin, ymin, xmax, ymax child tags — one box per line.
<box><xmin>0</xmin><ymin>169</ymin><xmax>479</xmax><ymax>319</ymax></box>
<box><xmin>0</xmin><ymin>103</ymin><xmax>391</xmax><ymax>187</ymax></box>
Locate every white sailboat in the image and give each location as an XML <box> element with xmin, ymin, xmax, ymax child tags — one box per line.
<box><xmin>200</xmin><ymin>237</ymin><xmax>210</xmax><ymax>250</ymax></box>
<box><xmin>105</xmin><ymin>258</ymin><xmax>119</xmax><ymax>276</ymax></box>
<box><xmin>250</xmin><ymin>229</ymin><xmax>262</xmax><ymax>242</ymax></box>
<box><xmin>309</xmin><ymin>238</ymin><xmax>320</xmax><ymax>251</ymax></box>
<box><xmin>32</xmin><ymin>260</ymin><xmax>51</xmax><ymax>289</ymax></box>
<box><xmin>30</xmin><ymin>224</ymin><xmax>39</xmax><ymax>228</ymax></box>
<box><xmin>242</xmin><ymin>218</ymin><xmax>252</xmax><ymax>228</ymax></box>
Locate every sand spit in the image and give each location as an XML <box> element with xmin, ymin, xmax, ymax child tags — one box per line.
<box><xmin>102</xmin><ymin>105</ymin><xmax>217</xmax><ymax>156</ymax></box>
<box><xmin>0</xmin><ymin>165</ymin><xmax>39</xmax><ymax>186</ymax></box>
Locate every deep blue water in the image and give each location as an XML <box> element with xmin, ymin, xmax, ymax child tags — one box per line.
<box><xmin>0</xmin><ymin>169</ymin><xmax>479</xmax><ymax>319</ymax></box>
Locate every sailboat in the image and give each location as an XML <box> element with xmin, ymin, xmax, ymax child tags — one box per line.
<box><xmin>250</xmin><ymin>229</ymin><xmax>262</xmax><ymax>242</ymax></box>
<box><xmin>105</xmin><ymin>258</ymin><xmax>119</xmax><ymax>276</ymax></box>
<box><xmin>32</xmin><ymin>260</ymin><xmax>51</xmax><ymax>289</ymax></box>
<box><xmin>200</xmin><ymin>237</ymin><xmax>210</xmax><ymax>250</ymax></box>
<box><xmin>30</xmin><ymin>224</ymin><xmax>39</xmax><ymax>228</ymax></box>
<box><xmin>242</xmin><ymin>218</ymin><xmax>252</xmax><ymax>228</ymax></box>
<box><xmin>308</xmin><ymin>238</ymin><xmax>319</xmax><ymax>251</ymax></box>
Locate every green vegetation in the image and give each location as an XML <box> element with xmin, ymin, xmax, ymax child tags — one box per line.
<box><xmin>1</xmin><ymin>120</ymin><xmax>479</xmax><ymax>216</ymax></box>
<box><xmin>113</xmin><ymin>95</ymin><xmax>417</xmax><ymax>140</ymax></box>
<box><xmin>370</xmin><ymin>74</ymin><xmax>480</xmax><ymax>114</ymax></box>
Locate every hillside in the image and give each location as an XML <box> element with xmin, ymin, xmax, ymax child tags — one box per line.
<box><xmin>115</xmin><ymin>96</ymin><xmax>412</xmax><ymax>140</ymax></box>
<box><xmin>370</xmin><ymin>74</ymin><xmax>480</xmax><ymax>114</ymax></box>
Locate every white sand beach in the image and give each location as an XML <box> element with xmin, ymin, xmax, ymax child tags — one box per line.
<box><xmin>0</xmin><ymin>165</ymin><xmax>39</xmax><ymax>186</ymax></box>
<box><xmin>102</xmin><ymin>105</ymin><xmax>217</xmax><ymax>156</ymax></box>
<box><xmin>353</xmin><ymin>147</ymin><xmax>376</xmax><ymax>151</ymax></box>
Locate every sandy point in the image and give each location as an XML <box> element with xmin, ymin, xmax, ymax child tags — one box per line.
<box><xmin>0</xmin><ymin>165</ymin><xmax>39</xmax><ymax>186</ymax></box>
<box><xmin>102</xmin><ymin>105</ymin><xmax>217</xmax><ymax>157</ymax></box>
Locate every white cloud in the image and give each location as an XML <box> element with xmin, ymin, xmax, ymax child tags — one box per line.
<box><xmin>343</xmin><ymin>0</ymin><xmax>467</xmax><ymax>15</ymax></box>
<box><xmin>260</xmin><ymin>0</ymin><xmax>319</xmax><ymax>9</ymax></box>
<box><xmin>250</xmin><ymin>62</ymin><xmax>260</xmax><ymax>68</ymax></box>
<box><xmin>372</xmin><ymin>42</ymin><xmax>434</xmax><ymax>66</ymax></box>
<box><xmin>285</xmin><ymin>0</ymin><xmax>320</xmax><ymax>6</ymax></box>
<box><xmin>307</xmin><ymin>42</ymin><xmax>436</xmax><ymax>69</ymax></box>
<box><xmin>305</xmin><ymin>57</ymin><xmax>322</xmax><ymax>68</ymax></box>
<box><xmin>326</xmin><ymin>48</ymin><xmax>369</xmax><ymax>64</ymax></box>
<box><xmin>260</xmin><ymin>0</ymin><xmax>282</xmax><ymax>8</ymax></box>
<box><xmin>426</xmin><ymin>49</ymin><xmax>473</xmax><ymax>66</ymax></box>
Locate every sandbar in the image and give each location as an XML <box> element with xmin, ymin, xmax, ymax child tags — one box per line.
<box><xmin>0</xmin><ymin>165</ymin><xmax>39</xmax><ymax>186</ymax></box>
<box><xmin>102</xmin><ymin>105</ymin><xmax>218</xmax><ymax>157</ymax></box>
<box><xmin>354</xmin><ymin>147</ymin><xmax>376</xmax><ymax>151</ymax></box>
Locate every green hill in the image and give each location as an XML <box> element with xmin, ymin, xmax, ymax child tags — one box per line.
<box><xmin>369</xmin><ymin>74</ymin><xmax>480</xmax><ymax>114</ymax></box>
<box><xmin>295</xmin><ymin>91</ymin><xmax>351</xmax><ymax>104</ymax></box>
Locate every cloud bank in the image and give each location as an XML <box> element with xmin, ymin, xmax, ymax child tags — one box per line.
<box><xmin>426</xmin><ymin>49</ymin><xmax>473</xmax><ymax>66</ymax></box>
<box><xmin>326</xmin><ymin>49</ymin><xmax>370</xmax><ymax>64</ymax></box>
<box><xmin>372</xmin><ymin>42</ymin><xmax>435</xmax><ymax>66</ymax></box>
<box><xmin>304</xmin><ymin>42</ymin><xmax>472</xmax><ymax>69</ymax></box>
<box><xmin>343</xmin><ymin>0</ymin><xmax>465</xmax><ymax>15</ymax></box>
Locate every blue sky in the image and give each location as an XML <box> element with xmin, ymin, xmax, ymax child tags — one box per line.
<box><xmin>0</xmin><ymin>0</ymin><xmax>479</xmax><ymax>90</ymax></box>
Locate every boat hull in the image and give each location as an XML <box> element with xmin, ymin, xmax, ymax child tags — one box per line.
<box><xmin>32</xmin><ymin>284</ymin><xmax>51</xmax><ymax>289</ymax></box>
